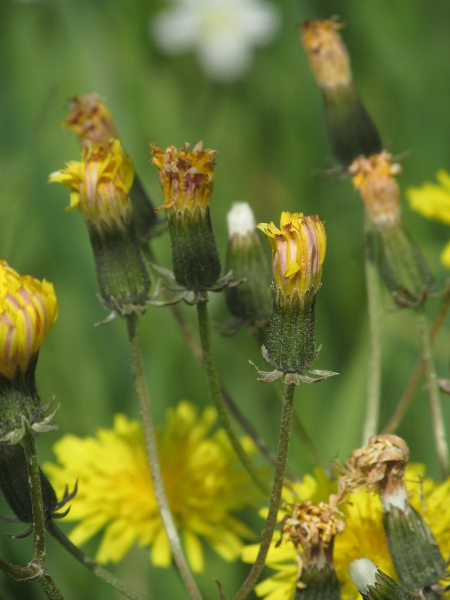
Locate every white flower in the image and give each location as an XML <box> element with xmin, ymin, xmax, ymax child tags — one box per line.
<box><xmin>150</xmin><ymin>0</ymin><xmax>281</xmax><ymax>81</ymax></box>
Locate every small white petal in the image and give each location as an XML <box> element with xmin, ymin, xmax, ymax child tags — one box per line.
<box><xmin>151</xmin><ymin>8</ymin><xmax>200</xmax><ymax>54</ymax></box>
<box><xmin>227</xmin><ymin>202</ymin><xmax>256</xmax><ymax>237</ymax></box>
<box><xmin>349</xmin><ymin>558</ymin><xmax>378</xmax><ymax>594</ymax></box>
<box><xmin>198</xmin><ymin>35</ymin><xmax>252</xmax><ymax>80</ymax></box>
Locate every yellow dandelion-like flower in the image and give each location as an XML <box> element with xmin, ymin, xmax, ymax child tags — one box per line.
<box><xmin>0</xmin><ymin>260</ymin><xmax>58</xmax><ymax>379</ymax></box>
<box><xmin>44</xmin><ymin>401</ymin><xmax>259</xmax><ymax>573</ymax></box>
<box><xmin>243</xmin><ymin>465</ymin><xmax>450</xmax><ymax>600</ymax></box>
<box><xmin>48</xmin><ymin>139</ymin><xmax>134</xmax><ymax>231</ymax></box>
<box><xmin>407</xmin><ymin>170</ymin><xmax>450</xmax><ymax>268</ymax></box>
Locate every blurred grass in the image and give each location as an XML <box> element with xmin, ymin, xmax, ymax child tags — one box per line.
<box><xmin>1</xmin><ymin>0</ymin><xmax>450</xmax><ymax>597</ymax></box>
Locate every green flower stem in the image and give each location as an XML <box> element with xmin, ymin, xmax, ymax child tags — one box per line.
<box><xmin>196</xmin><ymin>295</ymin><xmax>270</xmax><ymax>495</ymax></box>
<box><xmin>142</xmin><ymin>245</ymin><xmax>286</xmax><ymax>478</ymax></box>
<box><xmin>47</xmin><ymin>521</ymin><xmax>150</xmax><ymax>600</ymax></box>
<box><xmin>383</xmin><ymin>284</ymin><xmax>450</xmax><ymax>434</ymax></box>
<box><xmin>126</xmin><ymin>314</ymin><xmax>203</xmax><ymax>600</ymax></box>
<box><xmin>233</xmin><ymin>381</ymin><xmax>296</xmax><ymax>600</ymax></box>
<box><xmin>22</xmin><ymin>427</ymin><xmax>64</xmax><ymax>600</ymax></box>
<box><xmin>416</xmin><ymin>309</ymin><xmax>449</xmax><ymax>478</ymax></box>
<box><xmin>362</xmin><ymin>214</ymin><xmax>382</xmax><ymax>442</ymax></box>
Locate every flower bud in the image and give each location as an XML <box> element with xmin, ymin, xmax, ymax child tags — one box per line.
<box><xmin>0</xmin><ymin>442</ymin><xmax>57</xmax><ymax>524</ymax></box>
<box><xmin>65</xmin><ymin>93</ymin><xmax>158</xmax><ymax>241</ymax></box>
<box><xmin>150</xmin><ymin>141</ymin><xmax>221</xmax><ymax>291</ymax></box>
<box><xmin>301</xmin><ymin>19</ymin><xmax>382</xmax><ymax>166</ymax></box>
<box><xmin>224</xmin><ymin>203</ymin><xmax>272</xmax><ymax>330</ymax></box>
<box><xmin>0</xmin><ymin>261</ymin><xmax>58</xmax><ymax>443</ymax></box>
<box><xmin>257</xmin><ymin>212</ymin><xmax>326</xmax><ymax>374</ymax></box>
<box><xmin>350</xmin><ymin>152</ymin><xmax>434</xmax><ymax>307</ymax></box>
<box><xmin>49</xmin><ymin>139</ymin><xmax>150</xmax><ymax>316</ymax></box>
<box><xmin>349</xmin><ymin>558</ymin><xmax>416</xmax><ymax>600</ymax></box>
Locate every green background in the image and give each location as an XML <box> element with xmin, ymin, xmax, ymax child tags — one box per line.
<box><xmin>1</xmin><ymin>0</ymin><xmax>450</xmax><ymax>598</ymax></box>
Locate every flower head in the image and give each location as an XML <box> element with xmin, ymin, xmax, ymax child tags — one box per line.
<box><xmin>257</xmin><ymin>212</ymin><xmax>326</xmax><ymax>299</ymax></box>
<box><xmin>49</xmin><ymin>139</ymin><xmax>134</xmax><ymax>232</ymax></box>
<box><xmin>44</xmin><ymin>401</ymin><xmax>259</xmax><ymax>572</ymax></box>
<box><xmin>150</xmin><ymin>0</ymin><xmax>280</xmax><ymax>82</ymax></box>
<box><xmin>0</xmin><ymin>261</ymin><xmax>58</xmax><ymax>380</ymax></box>
<box><xmin>64</xmin><ymin>93</ymin><xmax>118</xmax><ymax>148</ymax></box>
<box><xmin>150</xmin><ymin>141</ymin><xmax>217</xmax><ymax>213</ymax></box>
<box><xmin>243</xmin><ymin>465</ymin><xmax>450</xmax><ymax>600</ymax></box>
<box><xmin>349</xmin><ymin>152</ymin><xmax>402</xmax><ymax>227</ymax></box>
<box><xmin>300</xmin><ymin>19</ymin><xmax>351</xmax><ymax>90</ymax></box>
<box><xmin>407</xmin><ymin>170</ymin><xmax>450</xmax><ymax>267</ymax></box>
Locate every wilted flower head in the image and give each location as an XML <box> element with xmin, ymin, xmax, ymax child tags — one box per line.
<box><xmin>349</xmin><ymin>152</ymin><xmax>402</xmax><ymax>227</ymax></box>
<box><xmin>45</xmin><ymin>401</ymin><xmax>259</xmax><ymax>572</ymax></box>
<box><xmin>243</xmin><ymin>464</ymin><xmax>450</xmax><ymax>600</ymax></box>
<box><xmin>257</xmin><ymin>212</ymin><xmax>326</xmax><ymax>299</ymax></box>
<box><xmin>150</xmin><ymin>0</ymin><xmax>280</xmax><ymax>82</ymax></box>
<box><xmin>407</xmin><ymin>169</ymin><xmax>450</xmax><ymax>268</ymax></box>
<box><xmin>64</xmin><ymin>93</ymin><xmax>118</xmax><ymax>148</ymax></box>
<box><xmin>301</xmin><ymin>19</ymin><xmax>351</xmax><ymax>90</ymax></box>
<box><xmin>0</xmin><ymin>260</ymin><xmax>58</xmax><ymax>380</ymax></box>
<box><xmin>151</xmin><ymin>141</ymin><xmax>217</xmax><ymax>213</ymax></box>
<box><xmin>49</xmin><ymin>139</ymin><xmax>134</xmax><ymax>232</ymax></box>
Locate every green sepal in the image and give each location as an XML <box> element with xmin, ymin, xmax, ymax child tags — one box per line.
<box><xmin>88</xmin><ymin>221</ymin><xmax>150</xmax><ymax>315</ymax></box>
<box><xmin>378</xmin><ymin>223</ymin><xmax>434</xmax><ymax>308</ymax></box>
<box><xmin>382</xmin><ymin>505</ymin><xmax>446</xmax><ymax>590</ymax></box>
<box><xmin>224</xmin><ymin>230</ymin><xmax>272</xmax><ymax>327</ymax></box>
<box><xmin>0</xmin><ymin>354</ymin><xmax>42</xmax><ymax>444</ymax></box>
<box><xmin>362</xmin><ymin>570</ymin><xmax>417</xmax><ymax>600</ymax></box>
<box><xmin>323</xmin><ymin>84</ymin><xmax>382</xmax><ymax>166</ymax></box>
<box><xmin>0</xmin><ymin>442</ymin><xmax>57</xmax><ymax>523</ymax></box>
<box><xmin>295</xmin><ymin>564</ymin><xmax>341</xmax><ymax>599</ymax></box>
<box><xmin>168</xmin><ymin>204</ymin><xmax>221</xmax><ymax>291</ymax></box>
<box><xmin>265</xmin><ymin>288</ymin><xmax>316</xmax><ymax>374</ymax></box>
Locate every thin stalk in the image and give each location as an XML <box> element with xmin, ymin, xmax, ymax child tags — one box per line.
<box><xmin>417</xmin><ymin>309</ymin><xmax>449</xmax><ymax>478</ymax></box>
<box><xmin>126</xmin><ymin>314</ymin><xmax>202</xmax><ymax>600</ymax></box>
<box><xmin>362</xmin><ymin>214</ymin><xmax>382</xmax><ymax>443</ymax></box>
<box><xmin>22</xmin><ymin>428</ymin><xmax>64</xmax><ymax>600</ymax></box>
<box><xmin>233</xmin><ymin>382</ymin><xmax>296</xmax><ymax>600</ymax></box>
<box><xmin>196</xmin><ymin>296</ymin><xmax>270</xmax><ymax>495</ymax></box>
<box><xmin>47</xmin><ymin>522</ymin><xmax>150</xmax><ymax>600</ymax></box>
<box><xmin>383</xmin><ymin>285</ymin><xmax>450</xmax><ymax>433</ymax></box>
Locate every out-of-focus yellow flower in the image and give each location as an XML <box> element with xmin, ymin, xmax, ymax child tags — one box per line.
<box><xmin>349</xmin><ymin>151</ymin><xmax>401</xmax><ymax>227</ymax></box>
<box><xmin>49</xmin><ymin>139</ymin><xmax>134</xmax><ymax>231</ymax></box>
<box><xmin>0</xmin><ymin>261</ymin><xmax>58</xmax><ymax>380</ymax></box>
<box><xmin>150</xmin><ymin>141</ymin><xmax>217</xmax><ymax>213</ymax></box>
<box><xmin>301</xmin><ymin>19</ymin><xmax>351</xmax><ymax>90</ymax></box>
<box><xmin>257</xmin><ymin>212</ymin><xmax>326</xmax><ymax>299</ymax></box>
<box><xmin>45</xmin><ymin>401</ymin><xmax>259</xmax><ymax>572</ymax></box>
<box><xmin>243</xmin><ymin>465</ymin><xmax>450</xmax><ymax>600</ymax></box>
<box><xmin>64</xmin><ymin>93</ymin><xmax>118</xmax><ymax>148</ymax></box>
<box><xmin>407</xmin><ymin>170</ymin><xmax>450</xmax><ymax>268</ymax></box>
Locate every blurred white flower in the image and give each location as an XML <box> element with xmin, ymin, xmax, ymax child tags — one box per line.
<box><xmin>150</xmin><ymin>0</ymin><xmax>281</xmax><ymax>81</ymax></box>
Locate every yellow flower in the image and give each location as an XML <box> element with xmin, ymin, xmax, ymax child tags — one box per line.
<box><xmin>64</xmin><ymin>93</ymin><xmax>118</xmax><ymax>148</ymax></box>
<box><xmin>257</xmin><ymin>212</ymin><xmax>326</xmax><ymax>298</ymax></box>
<box><xmin>300</xmin><ymin>19</ymin><xmax>351</xmax><ymax>90</ymax></box>
<box><xmin>243</xmin><ymin>465</ymin><xmax>450</xmax><ymax>600</ymax></box>
<box><xmin>349</xmin><ymin>151</ymin><xmax>402</xmax><ymax>227</ymax></box>
<box><xmin>0</xmin><ymin>260</ymin><xmax>58</xmax><ymax>379</ymax></box>
<box><xmin>150</xmin><ymin>141</ymin><xmax>217</xmax><ymax>212</ymax></box>
<box><xmin>407</xmin><ymin>170</ymin><xmax>450</xmax><ymax>268</ymax></box>
<box><xmin>48</xmin><ymin>139</ymin><xmax>134</xmax><ymax>231</ymax></box>
<box><xmin>44</xmin><ymin>401</ymin><xmax>259</xmax><ymax>572</ymax></box>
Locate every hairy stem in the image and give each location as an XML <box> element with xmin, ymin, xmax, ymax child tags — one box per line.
<box><xmin>196</xmin><ymin>295</ymin><xmax>270</xmax><ymax>495</ymax></box>
<box><xmin>126</xmin><ymin>314</ymin><xmax>203</xmax><ymax>600</ymax></box>
<box><xmin>362</xmin><ymin>214</ymin><xmax>382</xmax><ymax>442</ymax></box>
<box><xmin>233</xmin><ymin>381</ymin><xmax>296</xmax><ymax>600</ymax></box>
